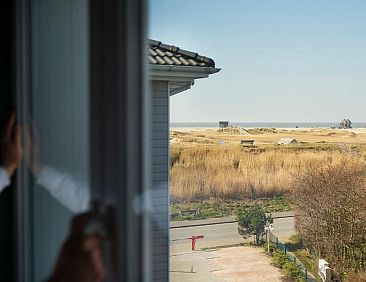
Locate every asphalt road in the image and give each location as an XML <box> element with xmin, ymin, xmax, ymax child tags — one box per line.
<box><xmin>170</xmin><ymin>213</ymin><xmax>295</xmax><ymax>253</ymax></box>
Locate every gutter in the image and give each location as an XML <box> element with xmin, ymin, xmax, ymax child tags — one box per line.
<box><xmin>150</xmin><ymin>64</ymin><xmax>221</xmax><ymax>75</ymax></box>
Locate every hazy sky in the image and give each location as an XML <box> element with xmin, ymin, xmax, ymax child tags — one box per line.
<box><xmin>149</xmin><ymin>0</ymin><xmax>366</xmax><ymax>122</ymax></box>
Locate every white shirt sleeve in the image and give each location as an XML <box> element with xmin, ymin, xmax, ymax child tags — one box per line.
<box><xmin>36</xmin><ymin>166</ymin><xmax>90</xmax><ymax>214</ymax></box>
<box><xmin>0</xmin><ymin>167</ymin><xmax>10</xmax><ymax>194</ymax></box>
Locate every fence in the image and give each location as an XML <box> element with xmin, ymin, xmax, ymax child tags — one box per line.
<box><xmin>267</xmin><ymin>231</ymin><xmax>317</xmax><ymax>282</ymax></box>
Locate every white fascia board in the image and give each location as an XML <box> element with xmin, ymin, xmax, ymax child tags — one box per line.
<box><xmin>149</xmin><ymin>65</ymin><xmax>220</xmax><ymax>82</ymax></box>
<box><xmin>169</xmin><ymin>82</ymin><xmax>193</xmax><ymax>96</ymax></box>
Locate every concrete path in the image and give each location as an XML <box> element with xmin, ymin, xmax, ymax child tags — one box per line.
<box><xmin>170</xmin><ymin>246</ymin><xmax>283</xmax><ymax>282</ymax></box>
<box><xmin>170</xmin><ymin>249</ymin><xmax>223</xmax><ymax>282</ymax></box>
<box><xmin>209</xmin><ymin>247</ymin><xmax>283</xmax><ymax>281</ymax></box>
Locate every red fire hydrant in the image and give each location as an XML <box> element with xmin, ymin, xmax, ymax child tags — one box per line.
<box><xmin>187</xmin><ymin>235</ymin><xmax>204</xmax><ymax>251</ymax></box>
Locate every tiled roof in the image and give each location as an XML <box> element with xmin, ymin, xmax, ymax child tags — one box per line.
<box><xmin>148</xmin><ymin>39</ymin><xmax>216</xmax><ymax>68</ymax></box>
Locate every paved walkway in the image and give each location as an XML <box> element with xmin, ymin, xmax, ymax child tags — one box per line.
<box><xmin>209</xmin><ymin>247</ymin><xmax>283</xmax><ymax>281</ymax></box>
<box><xmin>170</xmin><ymin>246</ymin><xmax>283</xmax><ymax>282</ymax></box>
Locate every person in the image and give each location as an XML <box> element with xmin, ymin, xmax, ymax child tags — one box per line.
<box><xmin>0</xmin><ymin>111</ymin><xmax>105</xmax><ymax>282</ymax></box>
<box><xmin>47</xmin><ymin>212</ymin><xmax>106</xmax><ymax>282</ymax></box>
<box><xmin>24</xmin><ymin>122</ymin><xmax>90</xmax><ymax>213</ymax></box>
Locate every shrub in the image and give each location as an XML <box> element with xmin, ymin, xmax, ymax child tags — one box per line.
<box><xmin>272</xmin><ymin>249</ymin><xmax>288</xmax><ymax>268</ymax></box>
<box><xmin>292</xmin><ymin>159</ymin><xmax>366</xmax><ymax>273</ymax></box>
<box><xmin>270</xmin><ymin>249</ymin><xmax>304</xmax><ymax>281</ymax></box>
<box><xmin>283</xmin><ymin>261</ymin><xmax>303</xmax><ymax>280</ymax></box>
<box><xmin>263</xmin><ymin>242</ymin><xmax>275</xmax><ymax>254</ymax></box>
<box><xmin>237</xmin><ymin>204</ymin><xmax>272</xmax><ymax>244</ymax></box>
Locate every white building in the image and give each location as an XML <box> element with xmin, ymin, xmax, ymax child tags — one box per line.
<box><xmin>148</xmin><ymin>39</ymin><xmax>220</xmax><ymax>280</ymax></box>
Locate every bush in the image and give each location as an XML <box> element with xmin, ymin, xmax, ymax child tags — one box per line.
<box><xmin>292</xmin><ymin>160</ymin><xmax>366</xmax><ymax>273</ymax></box>
<box><xmin>237</xmin><ymin>204</ymin><xmax>272</xmax><ymax>244</ymax></box>
<box><xmin>263</xmin><ymin>243</ymin><xmax>275</xmax><ymax>254</ymax></box>
<box><xmin>272</xmin><ymin>249</ymin><xmax>288</xmax><ymax>268</ymax></box>
<box><xmin>283</xmin><ymin>261</ymin><xmax>303</xmax><ymax>280</ymax></box>
<box><xmin>270</xmin><ymin>249</ymin><xmax>304</xmax><ymax>281</ymax></box>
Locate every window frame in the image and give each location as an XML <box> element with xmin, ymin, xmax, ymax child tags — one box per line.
<box><xmin>14</xmin><ymin>0</ymin><xmax>150</xmax><ymax>280</ymax></box>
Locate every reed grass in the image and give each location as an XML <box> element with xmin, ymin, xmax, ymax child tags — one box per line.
<box><xmin>170</xmin><ymin>144</ymin><xmax>365</xmax><ymax>202</ymax></box>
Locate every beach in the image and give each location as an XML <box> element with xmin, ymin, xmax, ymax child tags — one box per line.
<box><xmin>170</xmin><ymin>127</ymin><xmax>366</xmax><ymax>145</ymax></box>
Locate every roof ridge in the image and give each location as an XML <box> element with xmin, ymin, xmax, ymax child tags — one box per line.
<box><xmin>148</xmin><ymin>39</ymin><xmax>215</xmax><ymax>68</ymax></box>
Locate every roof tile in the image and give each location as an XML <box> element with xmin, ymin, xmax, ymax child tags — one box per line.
<box><xmin>148</xmin><ymin>39</ymin><xmax>216</xmax><ymax>68</ymax></box>
<box><xmin>156</xmin><ymin>56</ymin><xmax>166</xmax><ymax>65</ymax></box>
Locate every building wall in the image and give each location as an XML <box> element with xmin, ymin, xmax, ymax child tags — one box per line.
<box><xmin>149</xmin><ymin>81</ymin><xmax>170</xmax><ymax>281</ymax></box>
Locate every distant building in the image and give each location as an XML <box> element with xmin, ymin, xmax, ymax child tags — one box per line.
<box><xmin>219</xmin><ymin>121</ymin><xmax>229</xmax><ymax>128</ymax></box>
<box><xmin>339</xmin><ymin>119</ymin><xmax>352</xmax><ymax>129</ymax></box>
<box><xmin>277</xmin><ymin>138</ymin><xmax>297</xmax><ymax>145</ymax></box>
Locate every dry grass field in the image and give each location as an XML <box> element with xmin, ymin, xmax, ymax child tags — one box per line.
<box><xmin>170</xmin><ymin>127</ymin><xmax>366</xmax><ymax>203</ymax></box>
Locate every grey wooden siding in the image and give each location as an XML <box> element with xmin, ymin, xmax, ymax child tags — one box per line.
<box><xmin>149</xmin><ymin>81</ymin><xmax>170</xmax><ymax>281</ymax></box>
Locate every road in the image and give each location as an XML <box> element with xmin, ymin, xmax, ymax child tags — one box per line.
<box><xmin>170</xmin><ymin>212</ymin><xmax>295</xmax><ymax>252</ymax></box>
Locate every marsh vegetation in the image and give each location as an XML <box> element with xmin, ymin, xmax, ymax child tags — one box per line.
<box><xmin>170</xmin><ymin>127</ymin><xmax>366</xmax><ymax>202</ymax></box>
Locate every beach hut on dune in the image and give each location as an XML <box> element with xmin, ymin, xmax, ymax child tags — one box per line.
<box><xmin>219</xmin><ymin>121</ymin><xmax>229</xmax><ymax>128</ymax></box>
<box><xmin>277</xmin><ymin>138</ymin><xmax>297</xmax><ymax>145</ymax></box>
<box><xmin>339</xmin><ymin>119</ymin><xmax>352</xmax><ymax>129</ymax></box>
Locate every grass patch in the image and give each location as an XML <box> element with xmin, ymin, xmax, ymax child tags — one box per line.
<box><xmin>170</xmin><ymin>197</ymin><xmax>291</xmax><ymax>221</ymax></box>
<box><xmin>267</xmin><ymin>247</ymin><xmax>304</xmax><ymax>281</ymax></box>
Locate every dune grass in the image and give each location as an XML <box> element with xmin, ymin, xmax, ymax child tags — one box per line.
<box><xmin>170</xmin><ymin>142</ymin><xmax>366</xmax><ymax>202</ymax></box>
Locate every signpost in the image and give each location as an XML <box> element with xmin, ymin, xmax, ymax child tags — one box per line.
<box><xmin>187</xmin><ymin>235</ymin><xmax>205</xmax><ymax>251</ymax></box>
<box><xmin>264</xmin><ymin>223</ymin><xmax>274</xmax><ymax>253</ymax></box>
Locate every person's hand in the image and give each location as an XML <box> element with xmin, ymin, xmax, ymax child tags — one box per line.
<box><xmin>48</xmin><ymin>213</ymin><xmax>106</xmax><ymax>282</ymax></box>
<box><xmin>0</xmin><ymin>111</ymin><xmax>22</xmax><ymax>177</ymax></box>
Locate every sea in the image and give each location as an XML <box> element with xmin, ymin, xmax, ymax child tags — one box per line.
<box><xmin>170</xmin><ymin>122</ymin><xmax>366</xmax><ymax>129</ymax></box>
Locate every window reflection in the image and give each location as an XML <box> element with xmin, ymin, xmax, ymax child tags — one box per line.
<box><xmin>30</xmin><ymin>0</ymin><xmax>89</xmax><ymax>280</ymax></box>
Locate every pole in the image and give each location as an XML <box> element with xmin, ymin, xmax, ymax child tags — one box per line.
<box><xmin>191</xmin><ymin>236</ymin><xmax>196</xmax><ymax>251</ymax></box>
<box><xmin>267</xmin><ymin>230</ymin><xmax>270</xmax><ymax>253</ymax></box>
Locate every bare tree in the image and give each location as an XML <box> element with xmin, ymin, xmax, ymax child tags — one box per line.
<box><xmin>292</xmin><ymin>159</ymin><xmax>366</xmax><ymax>275</ymax></box>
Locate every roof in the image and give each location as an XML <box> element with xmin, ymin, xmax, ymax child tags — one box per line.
<box><xmin>340</xmin><ymin>119</ymin><xmax>352</xmax><ymax>123</ymax></box>
<box><xmin>277</xmin><ymin>138</ymin><xmax>297</xmax><ymax>145</ymax></box>
<box><xmin>148</xmin><ymin>39</ymin><xmax>216</xmax><ymax>68</ymax></box>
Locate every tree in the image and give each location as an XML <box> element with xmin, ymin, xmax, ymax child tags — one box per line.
<box><xmin>237</xmin><ymin>204</ymin><xmax>272</xmax><ymax>244</ymax></box>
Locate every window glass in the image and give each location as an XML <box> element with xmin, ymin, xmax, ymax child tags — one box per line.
<box><xmin>30</xmin><ymin>0</ymin><xmax>89</xmax><ymax>280</ymax></box>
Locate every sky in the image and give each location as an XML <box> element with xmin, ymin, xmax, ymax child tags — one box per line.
<box><xmin>149</xmin><ymin>0</ymin><xmax>366</xmax><ymax>122</ymax></box>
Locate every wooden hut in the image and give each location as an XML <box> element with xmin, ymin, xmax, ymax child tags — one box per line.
<box><xmin>219</xmin><ymin>121</ymin><xmax>229</xmax><ymax>128</ymax></box>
